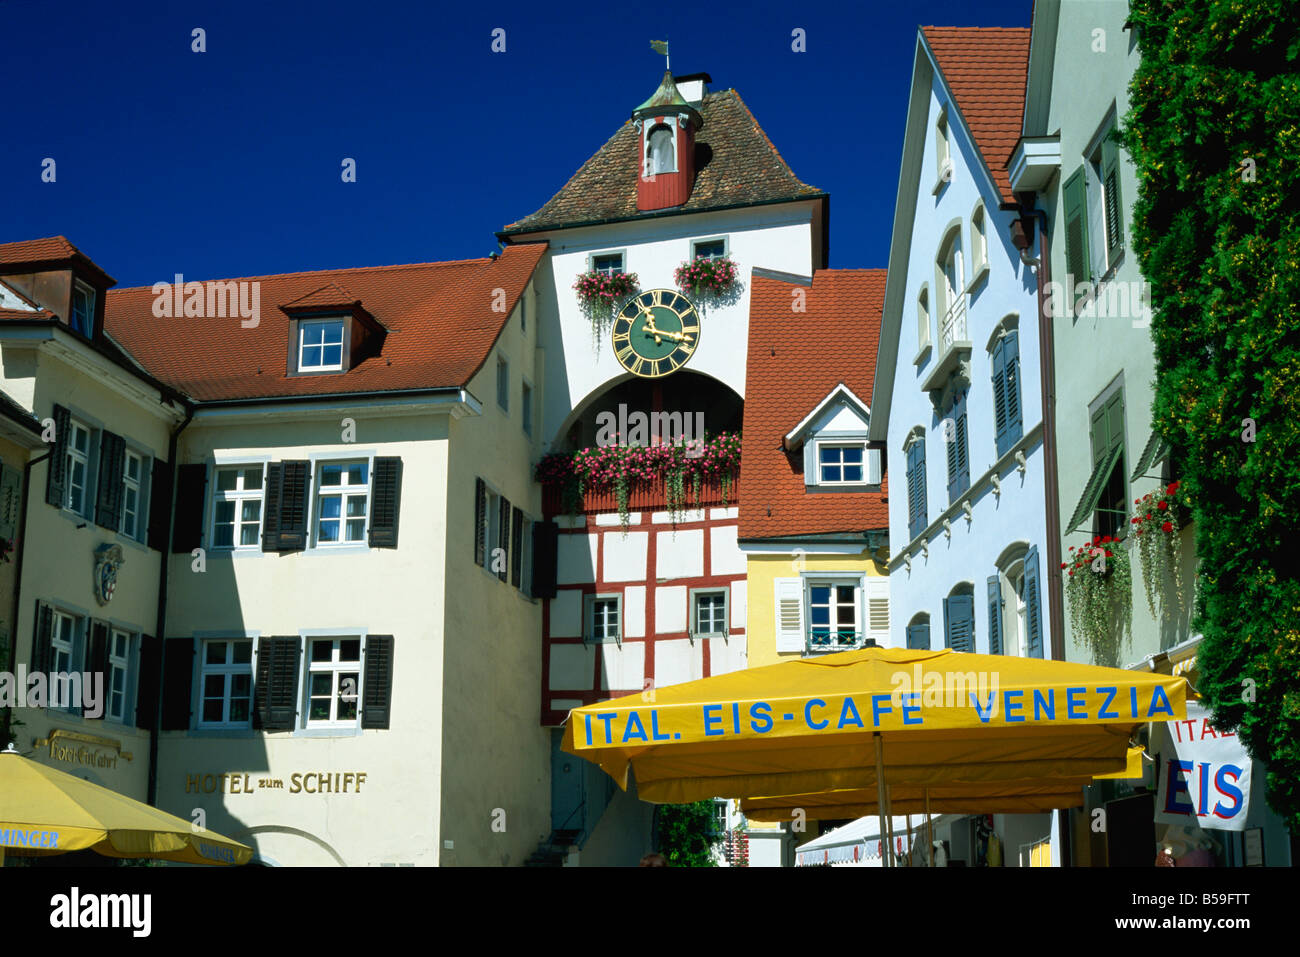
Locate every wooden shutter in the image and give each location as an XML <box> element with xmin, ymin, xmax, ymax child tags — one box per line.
<box><xmin>262</xmin><ymin>462</ymin><xmax>283</xmax><ymax>550</ymax></box>
<box><xmin>907</xmin><ymin>440</ymin><xmax>927</xmax><ymax>540</ymax></box>
<box><xmin>866</xmin><ymin>448</ymin><xmax>883</xmax><ymax>486</ymax></box>
<box><xmin>986</xmin><ymin>575</ymin><xmax>1003</xmax><ymax>656</ymax></box>
<box><xmin>474</xmin><ymin>478</ymin><xmax>487</xmax><ymax>565</ymax></box>
<box><xmin>1062</xmin><ymin>165</ymin><xmax>1090</xmax><ymax>291</ymax></box>
<box><xmin>93</xmin><ymin>431</ymin><xmax>126</xmax><ymax>530</ymax></box>
<box><xmin>171</xmin><ymin>464</ymin><xmax>207</xmax><ymax>553</ymax></box>
<box><xmin>276</xmin><ymin>461</ymin><xmax>310</xmax><ymax>551</ymax></box>
<box><xmin>497</xmin><ymin>496</ymin><xmax>511</xmax><ymax>581</ymax></box>
<box><xmin>360</xmin><ymin>635</ymin><xmax>394</xmax><ymax>729</ymax></box>
<box><xmin>954</xmin><ymin>394</ymin><xmax>969</xmax><ymax>496</ymax></box>
<box><xmin>992</xmin><ymin>337</ymin><xmax>1010</xmax><ymax>457</ymax></box>
<box><xmin>510</xmin><ymin>507</ymin><xmax>524</xmax><ymax>587</ymax></box>
<box><xmin>906</xmin><ymin>621</ymin><xmax>930</xmax><ymax>650</ymax></box>
<box><xmin>368</xmin><ymin>457</ymin><xmax>403</xmax><ymax>548</ymax></box>
<box><xmin>866</xmin><ymin>578</ymin><xmax>890</xmax><ymax>646</ymax></box>
<box><xmin>944</xmin><ymin>593</ymin><xmax>975</xmax><ymax>652</ymax></box>
<box><xmin>45</xmin><ymin>403</ymin><xmax>71</xmax><ymax>507</ymax></box>
<box><xmin>87</xmin><ymin>620</ymin><xmax>111</xmax><ymax>718</ymax></box>
<box><xmin>0</xmin><ymin>463</ymin><xmax>22</xmax><ymax>540</ymax></box>
<box><xmin>146</xmin><ymin>457</ymin><xmax>173</xmax><ymax>552</ymax></box>
<box><xmin>1025</xmin><ymin>546</ymin><xmax>1044</xmax><ymax>658</ymax></box>
<box><xmin>1101</xmin><ymin>134</ymin><xmax>1124</xmax><ymax>261</ymax></box>
<box><xmin>135</xmin><ymin>635</ymin><xmax>160</xmax><ymax>729</ymax></box>
<box><xmin>255</xmin><ymin>637</ymin><xmax>301</xmax><ymax>731</ymax></box>
<box><xmin>531</xmin><ymin>520</ymin><xmax>558</xmax><ymax>599</ymax></box>
<box><xmin>160</xmin><ymin>638</ymin><xmax>194</xmax><ymax>730</ymax></box>
<box><xmin>32</xmin><ymin>601</ymin><xmax>54</xmax><ymax>675</ymax></box>
<box><xmin>774</xmin><ymin>577</ymin><xmax>805</xmax><ymax>653</ymax></box>
<box><xmin>1003</xmin><ymin>331</ymin><xmax>1022</xmax><ymax>448</ymax></box>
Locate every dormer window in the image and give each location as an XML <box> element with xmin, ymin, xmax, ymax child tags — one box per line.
<box><xmin>71</xmin><ymin>280</ymin><xmax>95</xmax><ymax>336</ymax></box>
<box><xmin>647</xmin><ymin>124</ymin><xmax>676</xmax><ymax>175</ymax></box>
<box><xmin>783</xmin><ymin>383</ymin><xmax>882</xmax><ymax>489</ymax></box>
<box><xmin>298</xmin><ymin>319</ymin><xmax>345</xmax><ymax>372</ymax></box>
<box><xmin>818</xmin><ymin>443</ymin><xmax>866</xmax><ymax>484</ymax></box>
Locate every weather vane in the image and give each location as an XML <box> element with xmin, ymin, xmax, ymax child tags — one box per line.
<box><xmin>650</xmin><ymin>39</ymin><xmax>669</xmax><ymax>72</ymax></box>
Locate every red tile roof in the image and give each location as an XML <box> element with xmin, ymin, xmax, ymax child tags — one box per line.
<box><xmin>739</xmin><ymin>269</ymin><xmax>890</xmax><ymax>540</ymax></box>
<box><xmin>0</xmin><ymin>236</ymin><xmax>81</xmax><ymax>266</ymax></box>
<box><xmin>103</xmin><ymin>244</ymin><xmax>546</xmax><ymax>402</ymax></box>
<box><xmin>922</xmin><ymin>26</ymin><xmax>1031</xmax><ymax>202</ymax></box>
<box><xmin>281</xmin><ymin>281</ymin><xmax>361</xmax><ymax>311</ymax></box>
<box><xmin>503</xmin><ymin>88</ymin><xmax>824</xmax><ymax>235</ymax></box>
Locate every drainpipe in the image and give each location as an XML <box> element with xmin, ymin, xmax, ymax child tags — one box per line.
<box><xmin>2</xmin><ymin>450</ymin><xmax>52</xmax><ymax>748</ymax></box>
<box><xmin>147</xmin><ymin>405</ymin><xmax>193</xmax><ymax>805</ymax></box>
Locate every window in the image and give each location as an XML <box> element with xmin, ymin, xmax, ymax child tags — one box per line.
<box><xmin>818</xmin><ymin>444</ymin><xmax>864</xmax><ymax>484</ymax></box>
<box><xmin>305</xmin><ymin>637</ymin><xmax>361</xmax><ymax>727</ymax></box>
<box><xmin>199</xmin><ymin>639</ymin><xmax>253</xmax><ymax>727</ymax></box>
<box><xmin>50</xmin><ymin>610</ymin><xmax>77</xmax><ymax>674</ymax></box>
<box><xmin>808</xmin><ymin>580</ymin><xmax>860</xmax><ymax>650</ymax></box>
<box><xmin>905</xmin><ymin>434</ymin><xmax>928</xmax><ymax>541</ymax></box>
<box><xmin>497</xmin><ymin>355</ymin><xmax>509</xmax><ymax>412</ymax></box>
<box><xmin>585</xmin><ymin>595</ymin><xmax>621</xmax><ymax>644</ymax></box>
<box><xmin>970</xmin><ymin>205</ymin><xmax>988</xmax><ymax>276</ymax></box>
<box><xmin>906</xmin><ymin>614</ymin><xmax>931</xmax><ymax>650</ymax></box>
<box><xmin>71</xmin><ymin>281</ymin><xmax>95</xmax><ymax>335</ymax></box>
<box><xmin>773</xmin><ymin>575</ymin><xmax>882</xmax><ymax>655</ymax></box>
<box><xmin>107</xmin><ymin>630</ymin><xmax>133</xmax><ymax>722</ymax></box>
<box><xmin>937</xmin><ymin>233</ymin><xmax>966</xmax><ymax>349</ymax></box>
<box><xmin>647</xmin><ymin>124</ymin><xmax>675</xmax><ymax>174</ymax></box>
<box><xmin>522</xmin><ymin>381</ymin><xmax>533</xmax><ymax>436</ymax></box>
<box><xmin>991</xmin><ymin>546</ymin><xmax>1044</xmax><ymax>658</ymax></box>
<box><xmin>315</xmin><ymin>461</ymin><xmax>369</xmax><ymax>545</ymax></box>
<box><xmin>693</xmin><ymin>238</ymin><xmax>726</xmax><ymax>260</ymax></box>
<box><xmin>935</xmin><ymin>109</ymin><xmax>951</xmax><ymax>181</ymax></box>
<box><xmin>64</xmin><ymin>420</ymin><xmax>92</xmax><ymax>515</ymax></box>
<box><xmin>120</xmin><ymin>451</ymin><xmax>144</xmax><ymax>539</ymax></box>
<box><xmin>944</xmin><ymin>390</ymin><xmax>970</xmax><ymax>505</ymax></box>
<box><xmin>1067</xmin><ymin>386</ymin><xmax>1128</xmax><ymax>538</ymax></box>
<box><xmin>917</xmin><ymin>286</ymin><xmax>931</xmax><ymax>352</ymax></box>
<box><xmin>591</xmin><ymin>253</ymin><xmax>624</xmax><ymax>276</ymax></box>
<box><xmin>991</xmin><ymin>330</ymin><xmax>1023</xmax><ymax>457</ymax></box>
<box><xmin>692</xmin><ymin>590</ymin><xmax>728</xmax><ymax>639</ymax></box>
<box><xmin>212</xmin><ymin>465</ymin><xmax>265</xmax><ymax>548</ymax></box>
<box><xmin>298</xmin><ymin>319</ymin><xmax>345</xmax><ymax>372</ymax></box>
<box><xmin>1089</xmin><ymin>128</ymin><xmax>1124</xmax><ymax>272</ymax></box>
<box><xmin>712</xmin><ymin>800</ymin><xmax>729</xmax><ymax>836</ymax></box>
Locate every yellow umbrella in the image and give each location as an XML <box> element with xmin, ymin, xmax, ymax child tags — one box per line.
<box><xmin>561</xmin><ymin>647</ymin><xmax>1184</xmax><ymax>805</ymax></box>
<box><xmin>0</xmin><ymin>746</ymin><xmax>253</xmax><ymax>866</ymax></box>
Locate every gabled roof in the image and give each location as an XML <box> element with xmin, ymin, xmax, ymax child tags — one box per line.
<box><xmin>501</xmin><ymin>88</ymin><xmax>825</xmax><ymax>236</ymax></box>
<box><xmin>740</xmin><ymin>269</ymin><xmax>890</xmax><ymax>541</ymax></box>
<box><xmin>104</xmin><ymin>243</ymin><xmax>546</xmax><ymax>402</ymax></box>
<box><xmin>783</xmin><ymin>383</ymin><xmax>872</xmax><ymax>449</ymax></box>
<box><xmin>921</xmin><ymin>26</ymin><xmax>1031</xmax><ymax>203</ymax></box>
<box><xmin>280</xmin><ymin>281</ymin><xmax>361</xmax><ymax>312</ymax></box>
<box><xmin>0</xmin><ymin>235</ymin><xmax>117</xmax><ymax>285</ymax></box>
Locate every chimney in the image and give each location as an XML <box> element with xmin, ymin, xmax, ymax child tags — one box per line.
<box><xmin>673</xmin><ymin>72</ymin><xmax>711</xmax><ymax>105</ymax></box>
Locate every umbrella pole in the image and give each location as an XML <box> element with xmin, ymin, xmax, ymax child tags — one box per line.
<box><xmin>925</xmin><ymin>789</ymin><xmax>934</xmax><ymax>868</ymax></box>
<box><xmin>873</xmin><ymin>732</ymin><xmax>889</xmax><ymax>868</ymax></box>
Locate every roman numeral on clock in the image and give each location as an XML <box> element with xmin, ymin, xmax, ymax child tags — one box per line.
<box><xmin>616</xmin><ymin>344</ymin><xmax>636</xmax><ymax>365</ymax></box>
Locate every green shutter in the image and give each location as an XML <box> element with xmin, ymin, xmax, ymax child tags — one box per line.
<box><xmin>1062</xmin><ymin>166</ymin><xmax>1091</xmax><ymax>293</ymax></box>
<box><xmin>1101</xmin><ymin>133</ymin><xmax>1124</xmax><ymax>263</ymax></box>
<box><xmin>93</xmin><ymin>431</ymin><xmax>126</xmax><ymax>530</ymax></box>
<box><xmin>368</xmin><ymin>457</ymin><xmax>403</xmax><ymax>548</ymax></box>
<box><xmin>360</xmin><ymin>636</ymin><xmax>394</xmax><ymax>730</ymax></box>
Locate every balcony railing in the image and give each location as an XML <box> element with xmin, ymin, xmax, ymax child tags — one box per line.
<box><xmin>542</xmin><ymin>472</ymin><xmax>740</xmax><ymax>518</ymax></box>
<box><xmin>939</xmin><ymin>294</ymin><xmax>968</xmax><ymax>352</ymax></box>
<box><xmin>806</xmin><ymin>629</ymin><xmax>868</xmax><ymax>654</ymax></box>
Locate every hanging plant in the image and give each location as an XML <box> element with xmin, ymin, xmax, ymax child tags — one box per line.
<box><xmin>1063</xmin><ymin>534</ymin><xmax>1133</xmax><ymax>666</ymax></box>
<box><xmin>573</xmin><ymin>271</ymin><xmax>639</xmax><ymax>346</ymax></box>
<box><xmin>674</xmin><ymin>255</ymin><xmax>738</xmax><ymax>300</ymax></box>
<box><xmin>535</xmin><ymin>432</ymin><xmax>742</xmax><ymax>532</ymax></box>
<box><xmin>1130</xmin><ymin>480</ymin><xmax>1191</xmax><ymax>620</ymax></box>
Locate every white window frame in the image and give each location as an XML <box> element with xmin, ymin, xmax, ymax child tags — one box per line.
<box><xmin>816</xmin><ymin>441</ymin><xmax>867</xmax><ymax>485</ymax></box>
<box><xmin>313</xmin><ymin>459</ymin><xmax>371</xmax><ymax>547</ymax></box>
<box><xmin>298</xmin><ymin>318</ymin><xmax>345</xmax><ymax>372</ymax></box>
<box><xmin>935</xmin><ymin>108</ymin><xmax>952</xmax><ymax>184</ymax></box>
<box><xmin>692</xmin><ymin>237</ymin><xmax>728</xmax><ymax>261</ymax></box>
<box><xmin>120</xmin><ymin>449</ymin><xmax>145</xmax><ymax>540</ymax></box>
<box><xmin>805</xmin><ymin>575</ymin><xmax>864</xmax><ymax>653</ymax></box>
<box><xmin>50</xmin><ymin>610</ymin><xmax>77</xmax><ymax>675</ymax></box>
<box><xmin>303</xmin><ymin>636</ymin><xmax>364</xmax><ymax>730</ymax></box>
<box><xmin>71</xmin><ymin>280</ymin><xmax>95</xmax><ymax>335</ymax></box>
<box><xmin>64</xmin><ymin>418</ymin><xmax>93</xmax><ymax>517</ymax></box>
<box><xmin>970</xmin><ymin>203</ymin><xmax>988</xmax><ymax>278</ymax></box>
<box><xmin>482</xmin><ymin>486</ymin><xmax>501</xmax><ymax>571</ymax></box>
<box><xmin>197</xmin><ymin>638</ymin><xmax>254</xmax><ymax>728</ymax></box>
<box><xmin>589</xmin><ymin>252</ymin><xmax>625</xmax><ymax>276</ymax></box>
<box><xmin>917</xmin><ymin>285</ymin><xmax>931</xmax><ymax>352</ymax></box>
<box><xmin>210</xmin><ymin>464</ymin><xmax>266</xmax><ymax>550</ymax></box>
<box><xmin>645</xmin><ymin>122</ymin><xmax>677</xmax><ymax>176</ymax></box>
<box><xmin>690</xmin><ymin>588</ymin><xmax>728</xmax><ymax>640</ymax></box>
<box><xmin>585</xmin><ymin>594</ymin><xmax>622</xmax><ymax>646</ymax></box>
<box><xmin>106</xmin><ymin>629</ymin><xmax>134</xmax><ymax>723</ymax></box>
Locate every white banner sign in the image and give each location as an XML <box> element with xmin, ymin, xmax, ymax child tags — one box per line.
<box><xmin>1155</xmin><ymin>701</ymin><xmax>1252</xmax><ymax>831</ymax></box>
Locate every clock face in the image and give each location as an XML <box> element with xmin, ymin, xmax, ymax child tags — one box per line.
<box><xmin>612</xmin><ymin>289</ymin><xmax>700</xmax><ymax>378</ymax></box>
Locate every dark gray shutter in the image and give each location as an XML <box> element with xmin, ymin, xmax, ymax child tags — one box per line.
<box><xmin>262</xmin><ymin>462</ymin><xmax>283</xmax><ymax>551</ymax></box>
<box><xmin>255</xmin><ymin>637</ymin><xmax>300</xmax><ymax>731</ymax></box>
<box><xmin>992</xmin><ymin>338</ymin><xmax>1010</xmax><ymax>457</ymax></box>
<box><xmin>1025</xmin><ymin>545</ymin><xmax>1044</xmax><ymax>658</ymax></box>
<box><xmin>1101</xmin><ymin>134</ymin><xmax>1124</xmax><ymax>261</ymax></box>
<box><xmin>532</xmin><ymin>520</ymin><xmax>558</xmax><ymax>599</ymax></box>
<box><xmin>276</xmin><ymin>461</ymin><xmax>310</xmax><ymax>551</ymax></box>
<box><xmin>45</xmin><ymin>404</ymin><xmax>71</xmax><ymax>507</ymax></box>
<box><xmin>171</xmin><ymin>464</ymin><xmax>207</xmax><ymax>553</ymax></box>
<box><xmin>1003</xmin><ymin>331</ymin><xmax>1022</xmax><ymax>448</ymax></box>
<box><xmin>146</xmin><ymin>458</ymin><xmax>173</xmax><ymax>551</ymax></box>
<box><xmin>474</xmin><ymin>478</ymin><xmax>486</xmax><ymax>565</ymax></box>
<box><xmin>135</xmin><ymin>635</ymin><xmax>160</xmax><ymax>729</ymax></box>
<box><xmin>907</xmin><ymin>440</ymin><xmax>927</xmax><ymax>541</ymax></box>
<box><xmin>511</xmin><ymin>507</ymin><xmax>524</xmax><ymax>587</ymax></box>
<box><xmin>944</xmin><ymin>593</ymin><xmax>975</xmax><ymax>653</ymax></box>
<box><xmin>160</xmin><ymin>638</ymin><xmax>194</xmax><ymax>730</ymax></box>
<box><xmin>94</xmin><ymin>431</ymin><xmax>126</xmax><ymax>530</ymax></box>
<box><xmin>498</xmin><ymin>496</ymin><xmax>511</xmax><ymax>581</ymax></box>
<box><xmin>88</xmin><ymin>621</ymin><xmax>111</xmax><ymax>716</ymax></box>
<box><xmin>360</xmin><ymin>635</ymin><xmax>394</xmax><ymax>730</ymax></box>
<box><xmin>368</xmin><ymin>457</ymin><xmax>402</xmax><ymax>548</ymax></box>
<box><xmin>954</xmin><ymin>393</ymin><xmax>969</xmax><ymax>496</ymax></box>
<box><xmin>906</xmin><ymin>622</ymin><xmax>930</xmax><ymax>650</ymax></box>
<box><xmin>32</xmin><ymin>601</ymin><xmax>54</xmax><ymax>675</ymax></box>
<box><xmin>986</xmin><ymin>575</ymin><xmax>1003</xmax><ymax>656</ymax></box>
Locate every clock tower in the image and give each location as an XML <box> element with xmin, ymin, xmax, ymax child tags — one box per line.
<box><xmin>633</xmin><ymin>71</ymin><xmax>703</xmax><ymax>212</ymax></box>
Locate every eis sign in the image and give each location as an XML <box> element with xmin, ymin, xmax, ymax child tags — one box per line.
<box><xmin>1155</xmin><ymin>701</ymin><xmax>1252</xmax><ymax>831</ymax></box>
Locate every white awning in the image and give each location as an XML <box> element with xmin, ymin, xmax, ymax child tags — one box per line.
<box><xmin>794</xmin><ymin>814</ymin><xmax>963</xmax><ymax>867</ymax></box>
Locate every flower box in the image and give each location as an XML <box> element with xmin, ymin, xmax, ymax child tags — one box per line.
<box><xmin>674</xmin><ymin>255</ymin><xmax>738</xmax><ymax>300</ymax></box>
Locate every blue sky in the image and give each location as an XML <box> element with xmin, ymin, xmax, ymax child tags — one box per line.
<box><xmin>2</xmin><ymin>0</ymin><xmax>1030</xmax><ymax>287</ymax></box>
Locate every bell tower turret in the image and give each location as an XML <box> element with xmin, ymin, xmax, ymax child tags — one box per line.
<box><xmin>633</xmin><ymin>71</ymin><xmax>703</xmax><ymax>212</ymax></box>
